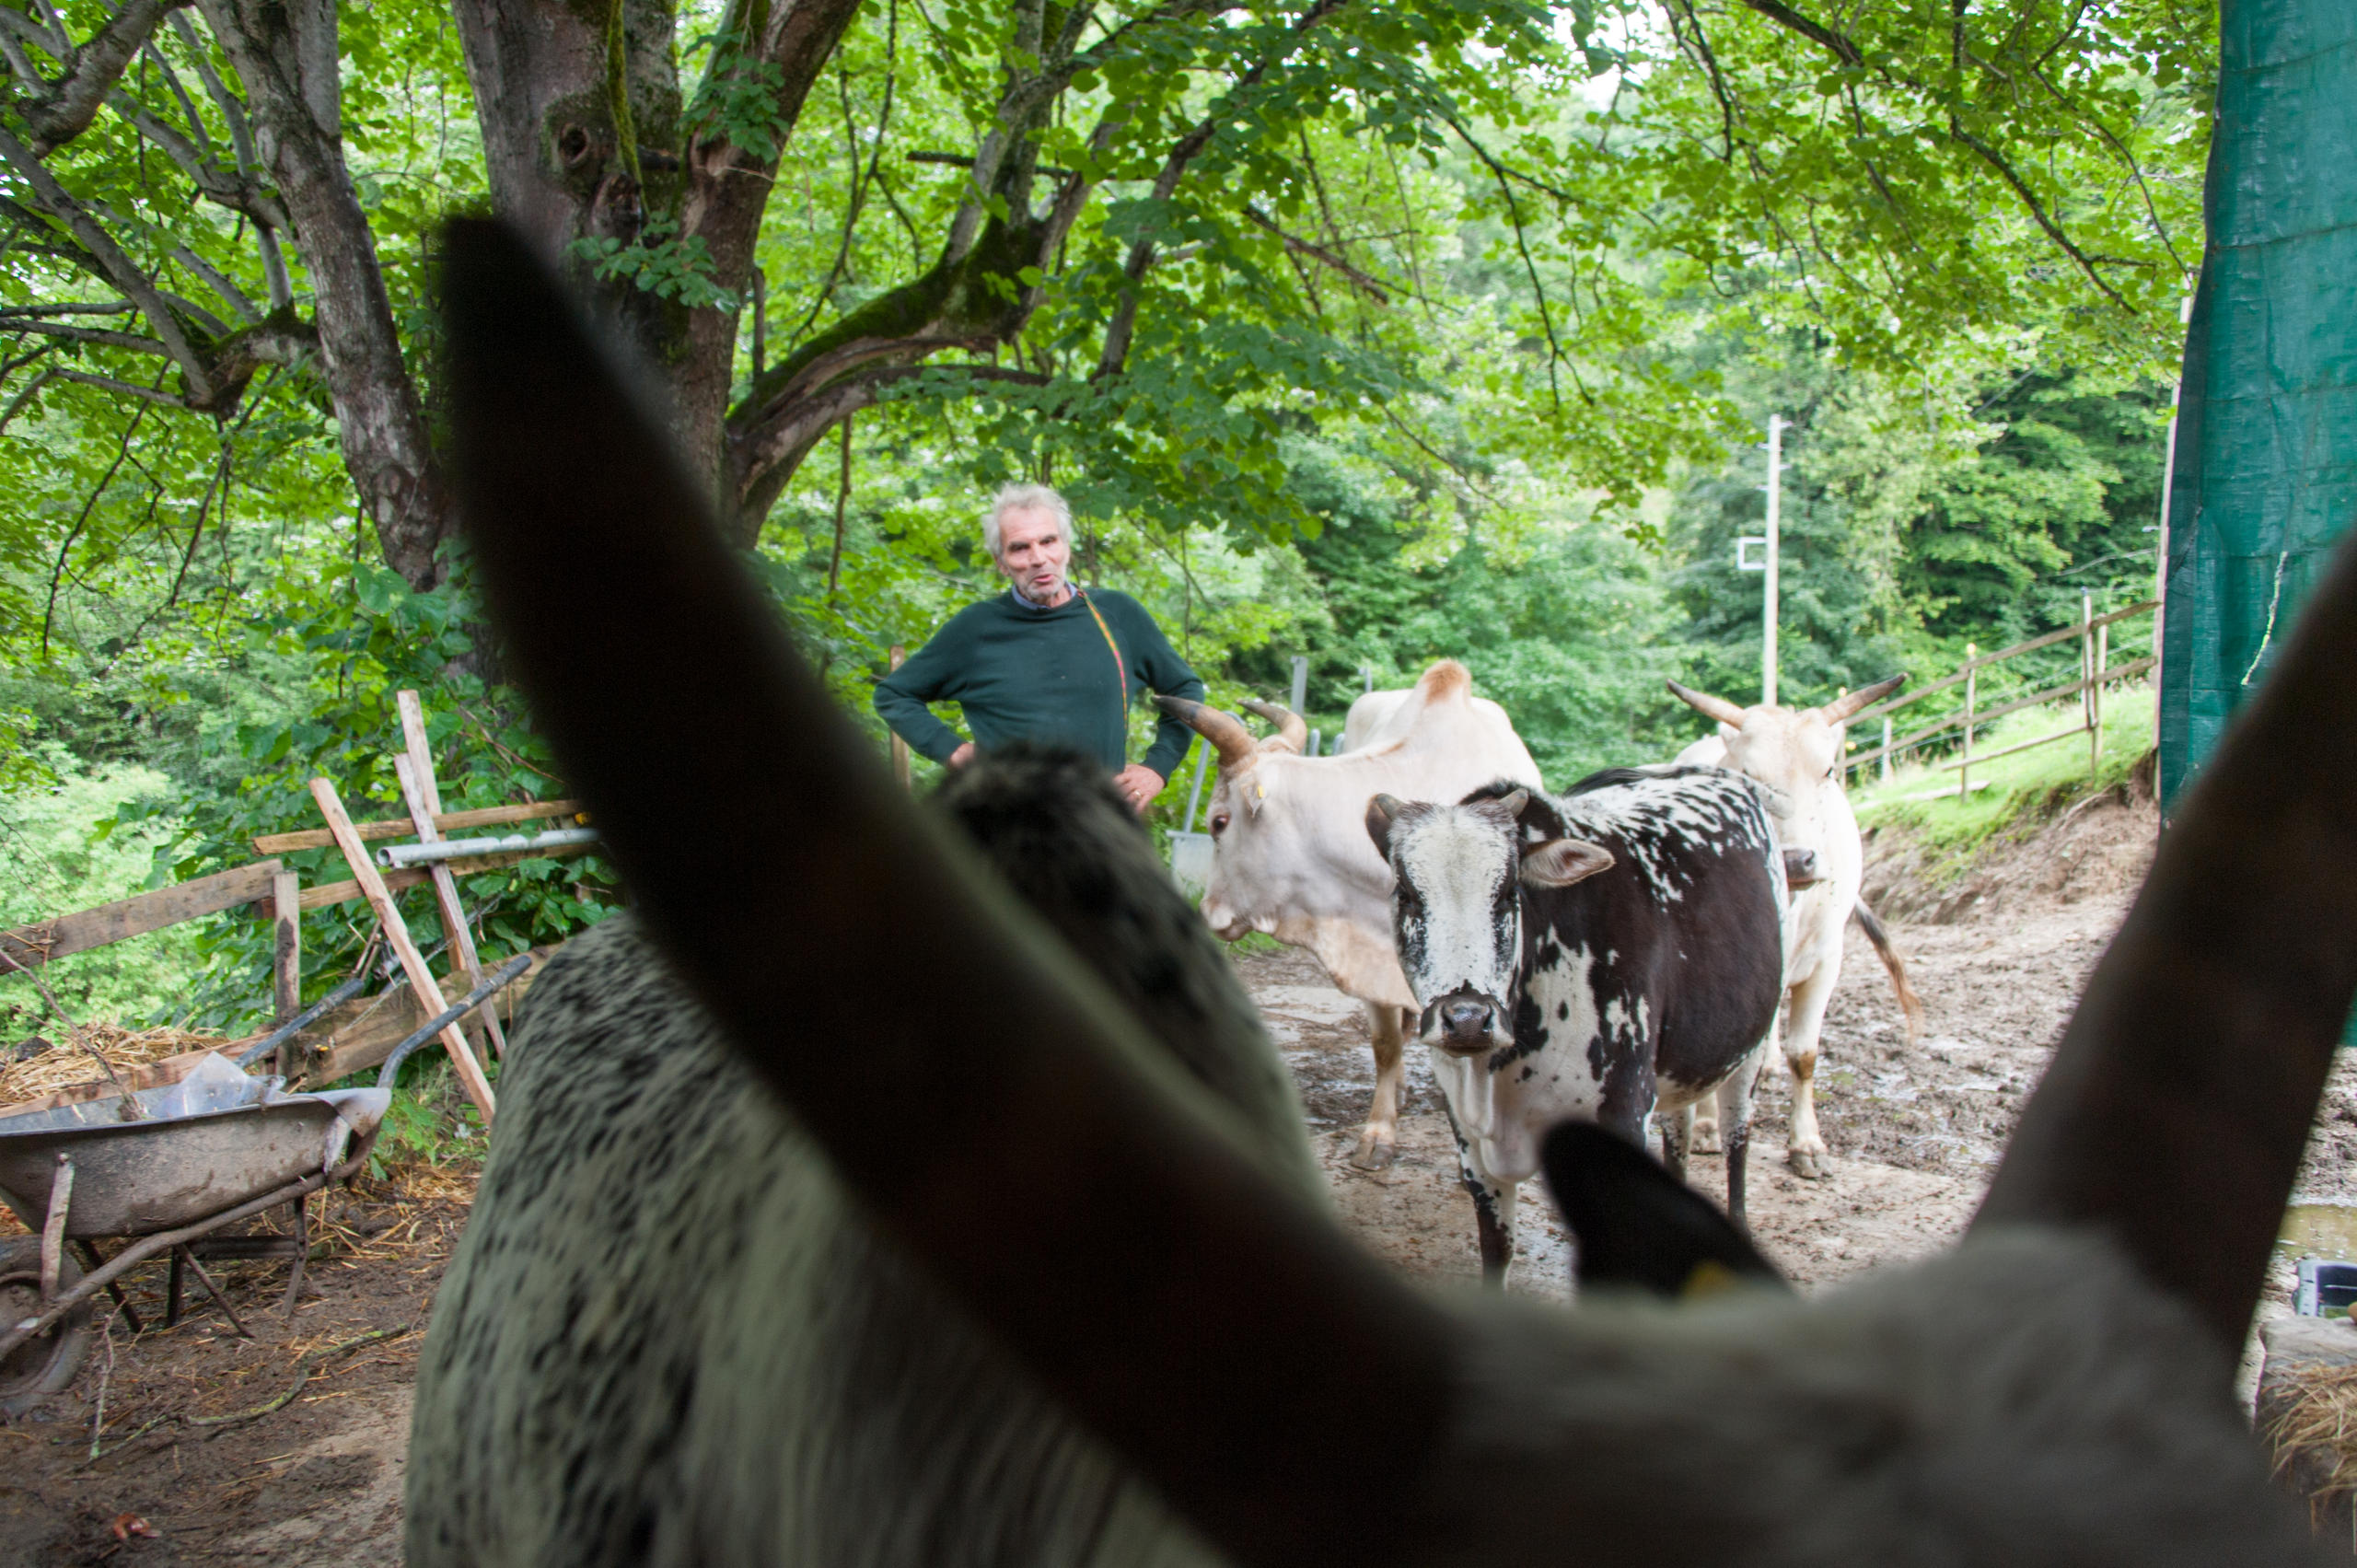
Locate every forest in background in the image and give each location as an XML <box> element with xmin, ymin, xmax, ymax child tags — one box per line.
<box><xmin>0</xmin><ymin>0</ymin><xmax>2201</xmax><ymax>1035</ymax></box>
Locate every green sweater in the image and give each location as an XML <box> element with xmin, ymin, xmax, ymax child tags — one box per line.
<box><xmin>874</xmin><ymin>588</ymin><xmax>1205</xmax><ymax>778</ymax></box>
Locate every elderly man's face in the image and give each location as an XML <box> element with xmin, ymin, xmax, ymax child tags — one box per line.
<box><xmin>996</xmin><ymin>505</ymin><xmax>1072</xmax><ymax>605</ymax></box>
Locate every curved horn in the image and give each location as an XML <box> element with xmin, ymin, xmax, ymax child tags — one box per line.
<box><xmin>1238</xmin><ymin>698</ymin><xmax>1308</xmax><ymax>753</ymax></box>
<box><xmin>1156</xmin><ymin>695</ymin><xmax>1259</xmax><ymax>772</ymax></box>
<box><xmin>444</xmin><ymin>217</ymin><xmax>1450</xmax><ymax>1568</ymax></box>
<box><xmin>1666</xmin><ymin>679</ymin><xmax>1748</xmax><ymax>727</ymax></box>
<box><xmin>1818</xmin><ymin>673</ymin><xmax>1905</xmax><ymax>725</ymax></box>
<box><xmin>1976</xmin><ymin>528</ymin><xmax>2357</xmax><ymax>1353</ymax></box>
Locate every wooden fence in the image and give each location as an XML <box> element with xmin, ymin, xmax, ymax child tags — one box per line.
<box><xmin>1842</xmin><ymin>594</ymin><xmax>2158</xmax><ymax>797</ymax></box>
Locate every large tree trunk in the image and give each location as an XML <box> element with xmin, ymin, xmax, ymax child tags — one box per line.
<box><xmin>199</xmin><ymin>0</ymin><xmax>451</xmax><ymax>588</ymax></box>
<box><xmin>454</xmin><ymin>0</ymin><xmax>861</xmax><ymax>508</ymax></box>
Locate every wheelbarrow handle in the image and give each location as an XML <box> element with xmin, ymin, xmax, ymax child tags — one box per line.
<box><xmin>235</xmin><ymin>970</ymin><xmax>374</xmax><ymax>1070</ymax></box>
<box><xmin>377</xmin><ymin>953</ymin><xmax>535</xmax><ymax>1089</ymax></box>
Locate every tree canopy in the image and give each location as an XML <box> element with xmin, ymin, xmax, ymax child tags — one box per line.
<box><xmin>0</xmin><ymin>0</ymin><xmax>2208</xmax><ymax>1029</ymax></box>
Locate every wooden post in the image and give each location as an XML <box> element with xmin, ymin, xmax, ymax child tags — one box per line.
<box><xmin>2081</xmin><ymin>590</ymin><xmax>2097</xmax><ymax>774</ymax></box>
<box><xmin>888</xmin><ymin>645</ymin><xmax>911</xmax><ymax>789</ymax></box>
<box><xmin>271</xmin><ymin>870</ymin><xmax>301</xmax><ymax>1078</ymax></box>
<box><xmin>308</xmin><ymin>777</ymin><xmax>495</xmax><ymax>1124</ymax></box>
<box><xmin>1959</xmin><ymin>644</ymin><xmax>1978</xmax><ymax>797</ymax></box>
<box><xmin>2092</xmin><ymin>617</ymin><xmax>2108</xmax><ymax>772</ymax></box>
<box><xmin>395</xmin><ymin>691</ymin><xmax>507</xmax><ymax>1059</ymax></box>
<box><xmin>1881</xmin><ymin>716</ymin><xmax>1893</xmax><ymax>784</ymax></box>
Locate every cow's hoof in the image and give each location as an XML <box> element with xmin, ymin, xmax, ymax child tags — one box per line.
<box><xmin>1350</xmin><ymin>1136</ymin><xmax>1397</xmax><ymax>1172</ymax></box>
<box><xmin>1789</xmin><ymin>1147</ymin><xmax>1828</xmax><ymax>1180</ymax></box>
<box><xmin>1692</xmin><ymin>1121</ymin><xmax>1723</xmax><ymax>1156</ymax></box>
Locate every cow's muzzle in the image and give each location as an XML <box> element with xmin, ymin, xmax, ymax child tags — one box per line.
<box><xmin>1420</xmin><ymin>989</ymin><xmax>1513</xmax><ymax>1057</ymax></box>
<box><xmin>1782</xmin><ymin>846</ymin><xmax>1821</xmax><ymax>889</ymax></box>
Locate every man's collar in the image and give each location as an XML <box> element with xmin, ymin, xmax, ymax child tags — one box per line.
<box><xmin>1010</xmin><ymin>583</ymin><xmax>1076</xmax><ymax>611</ymax></box>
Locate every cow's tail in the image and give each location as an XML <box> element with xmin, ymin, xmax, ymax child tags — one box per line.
<box><xmin>1852</xmin><ymin>897</ymin><xmax>1924</xmax><ymax>1048</ymax></box>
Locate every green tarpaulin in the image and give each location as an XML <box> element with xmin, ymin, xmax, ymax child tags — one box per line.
<box><xmin>2158</xmin><ymin>1</ymin><xmax>2357</xmax><ymax>809</ymax></box>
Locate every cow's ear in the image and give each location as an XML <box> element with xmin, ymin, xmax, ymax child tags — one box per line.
<box><xmin>1540</xmin><ymin>1121</ymin><xmax>1788</xmax><ymax>1299</ymax></box>
<box><xmin>1364</xmin><ymin>793</ymin><xmax>1404</xmax><ymax>857</ymax></box>
<box><xmin>1521</xmin><ymin>837</ymin><xmax>1612</xmax><ymax>889</ymax></box>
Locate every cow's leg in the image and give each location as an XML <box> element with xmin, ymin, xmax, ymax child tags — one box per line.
<box><xmin>1657</xmin><ymin>1105</ymin><xmax>1692</xmax><ymax>1182</ymax></box>
<box><xmin>1469</xmin><ymin>1176</ymin><xmax>1517</xmax><ymax>1287</ymax></box>
<box><xmin>1445</xmin><ymin>1105</ymin><xmax>1515</xmax><ymax>1286</ymax></box>
<box><xmin>1716</xmin><ymin>1047</ymin><xmax>1766</xmax><ymax>1228</ymax></box>
<box><xmin>1350</xmin><ymin>1004</ymin><xmax>1408</xmax><ymax>1171</ymax></box>
<box><xmin>1783</xmin><ymin>955</ymin><xmax>1842</xmax><ymax>1180</ymax></box>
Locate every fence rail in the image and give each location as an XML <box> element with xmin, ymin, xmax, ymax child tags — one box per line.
<box><xmin>1842</xmin><ymin>596</ymin><xmax>2158</xmax><ymax>795</ymax></box>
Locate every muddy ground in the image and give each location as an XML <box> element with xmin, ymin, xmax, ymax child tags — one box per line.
<box><xmin>12</xmin><ymin>777</ymin><xmax>2353</xmax><ymax>1561</ymax></box>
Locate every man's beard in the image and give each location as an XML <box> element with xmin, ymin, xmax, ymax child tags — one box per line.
<box><xmin>1014</xmin><ymin>574</ymin><xmax>1068</xmax><ymax>606</ymax></box>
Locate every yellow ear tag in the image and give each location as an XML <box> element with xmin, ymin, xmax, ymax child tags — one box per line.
<box><xmin>1256</xmin><ymin>781</ymin><xmax>1266</xmax><ymax>800</ymax></box>
<box><xmin>1679</xmin><ymin>1260</ymin><xmax>1744</xmax><ymax>1301</ymax></box>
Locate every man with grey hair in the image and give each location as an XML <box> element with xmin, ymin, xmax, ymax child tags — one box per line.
<box><xmin>874</xmin><ymin>482</ymin><xmax>1204</xmax><ymax>812</ymax></box>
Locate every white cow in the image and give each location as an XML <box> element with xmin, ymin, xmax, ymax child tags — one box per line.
<box><xmin>1159</xmin><ymin>660</ymin><xmax>1540</xmax><ymax>1168</ymax></box>
<box><xmin>1669</xmin><ymin>678</ymin><xmax>1924</xmax><ymax>1178</ymax></box>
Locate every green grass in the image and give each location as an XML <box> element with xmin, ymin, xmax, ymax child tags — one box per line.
<box><xmin>1851</xmin><ymin>681</ymin><xmax>2154</xmax><ymax>857</ymax></box>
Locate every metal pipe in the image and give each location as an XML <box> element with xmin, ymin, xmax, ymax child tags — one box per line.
<box><xmin>376</xmin><ymin>826</ymin><xmax>600</xmax><ymax>868</ymax></box>
<box><xmin>377</xmin><ymin>953</ymin><xmax>534</xmax><ymax>1087</ymax></box>
<box><xmin>235</xmin><ymin>970</ymin><xmax>371</xmax><ymax>1068</ymax></box>
<box><xmin>1180</xmin><ymin>747</ymin><xmax>1211</xmax><ymax>835</ymax></box>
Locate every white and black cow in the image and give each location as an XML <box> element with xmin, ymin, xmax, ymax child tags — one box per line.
<box><xmin>416</xmin><ymin>219</ymin><xmax>2351</xmax><ymax>1568</ymax></box>
<box><xmin>1365</xmin><ymin>766</ymin><xmax>1786</xmax><ymax>1281</ymax></box>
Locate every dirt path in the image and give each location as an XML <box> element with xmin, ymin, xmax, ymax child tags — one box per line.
<box><xmin>14</xmin><ymin>781</ymin><xmax>2352</xmax><ymax>1559</ymax></box>
<box><xmin>2</xmin><ymin>1175</ymin><xmax>465</xmax><ymax>1568</ymax></box>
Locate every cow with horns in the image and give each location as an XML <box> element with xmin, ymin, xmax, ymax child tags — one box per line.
<box><xmin>414</xmin><ymin>218</ymin><xmax>2348</xmax><ymax>1567</ymax></box>
<box><xmin>1364</xmin><ymin>768</ymin><xmax>1787</xmax><ymax>1280</ymax></box>
<box><xmin>1157</xmin><ymin>662</ymin><xmax>1539</xmax><ymax>1170</ymax></box>
<box><xmin>1669</xmin><ymin>679</ymin><xmax>1925</xmax><ymax>1178</ymax></box>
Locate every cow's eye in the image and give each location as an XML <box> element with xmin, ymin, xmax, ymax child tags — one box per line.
<box><xmin>1210</xmin><ymin>812</ymin><xmax>1230</xmax><ymax>836</ymax></box>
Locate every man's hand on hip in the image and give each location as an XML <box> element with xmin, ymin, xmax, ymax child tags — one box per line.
<box><xmin>948</xmin><ymin>742</ymin><xmax>977</xmax><ymax>768</ymax></box>
<box><xmin>1113</xmin><ymin>764</ymin><xmax>1164</xmax><ymax>814</ymax></box>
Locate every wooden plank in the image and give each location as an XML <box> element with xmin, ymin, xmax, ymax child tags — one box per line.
<box><xmin>251</xmin><ymin>797</ymin><xmax>586</xmax><ymax>854</ymax></box>
<box><xmin>293</xmin><ymin>952</ymin><xmax>547</xmax><ymax>1086</ymax></box>
<box><xmin>1</xmin><ymin>861</ymin><xmax>284</xmax><ymax>970</ymax></box>
<box><xmin>397</xmin><ymin>691</ymin><xmax>506</xmax><ymax>1060</ymax></box>
<box><xmin>1845</xmin><ymin>599</ymin><xmax>2159</xmax><ymax>727</ymax></box>
<box><xmin>271</xmin><ymin>870</ymin><xmax>301</xmax><ymax>1076</ymax></box>
<box><xmin>1934</xmin><ymin>722</ymin><xmax>2090</xmax><ymax>772</ymax></box>
<box><xmin>310</xmin><ymin>777</ymin><xmax>496</xmax><ymax>1124</ymax></box>
<box><xmin>273</xmin><ymin>838</ymin><xmax>597</xmax><ymax>914</ymax></box>
<box><xmin>1846</xmin><ymin>656</ymin><xmax>2155</xmax><ymax>772</ymax></box>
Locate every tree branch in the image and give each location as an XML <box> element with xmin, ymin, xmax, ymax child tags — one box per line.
<box><xmin>1734</xmin><ymin>0</ymin><xmax>1861</xmax><ymax>65</ymax></box>
<box><xmin>49</xmin><ymin>367</ymin><xmax>193</xmax><ymax>406</ymax></box>
<box><xmin>1242</xmin><ymin>205</ymin><xmax>1392</xmax><ymax>303</ymax></box>
<box><xmin>1946</xmin><ymin>118</ymin><xmax>2129</xmax><ymax>308</ymax></box>
<box><xmin>13</xmin><ymin>0</ymin><xmax>196</xmax><ymax>154</ymax></box>
<box><xmin>1</xmin><ymin>319</ymin><xmax>169</xmax><ymax>354</ymax></box>
<box><xmin>42</xmin><ymin>397</ymin><xmax>152</xmax><ymax>657</ymax></box>
<box><xmin>0</xmin><ymin>132</ymin><xmax>216</xmax><ymax>401</ymax></box>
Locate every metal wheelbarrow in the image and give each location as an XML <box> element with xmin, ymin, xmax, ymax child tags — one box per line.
<box><xmin>0</xmin><ymin>1054</ymin><xmax>390</xmax><ymax>1416</ymax></box>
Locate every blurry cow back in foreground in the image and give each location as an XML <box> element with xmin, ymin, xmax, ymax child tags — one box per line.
<box><xmin>408</xmin><ymin>748</ymin><xmax>1314</xmax><ymax>1566</ymax></box>
<box><xmin>419</xmin><ymin>218</ymin><xmax>2357</xmax><ymax>1567</ymax></box>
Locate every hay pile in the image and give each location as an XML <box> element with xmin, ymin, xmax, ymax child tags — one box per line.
<box><xmin>2265</xmin><ymin>1357</ymin><xmax>2357</xmax><ymax>1525</ymax></box>
<box><xmin>0</xmin><ymin>1023</ymin><xmax>240</xmax><ymax>1108</ymax></box>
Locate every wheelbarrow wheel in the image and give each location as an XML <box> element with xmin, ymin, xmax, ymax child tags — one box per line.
<box><xmin>0</xmin><ymin>1236</ymin><xmax>93</xmax><ymax>1417</ymax></box>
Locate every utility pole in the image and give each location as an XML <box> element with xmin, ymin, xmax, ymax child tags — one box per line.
<box><xmin>1735</xmin><ymin>414</ymin><xmax>1785</xmax><ymax>705</ymax></box>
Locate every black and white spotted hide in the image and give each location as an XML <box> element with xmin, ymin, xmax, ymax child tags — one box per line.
<box><xmin>1369</xmin><ymin>766</ymin><xmax>1786</xmax><ymax>1283</ymax></box>
<box><xmin>405</xmin><ymin>748</ymin><xmax>1317</xmax><ymax>1568</ymax></box>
